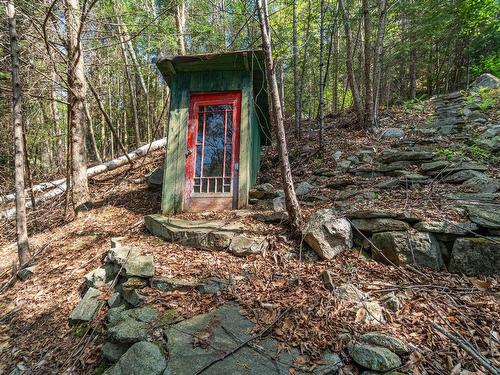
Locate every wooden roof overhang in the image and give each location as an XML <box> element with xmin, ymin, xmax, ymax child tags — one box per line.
<box><xmin>156</xmin><ymin>50</ymin><xmax>271</xmax><ymax>145</ymax></box>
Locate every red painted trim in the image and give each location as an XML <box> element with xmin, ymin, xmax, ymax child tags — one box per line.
<box><xmin>185</xmin><ymin>91</ymin><xmax>242</xmax><ymax>209</ymax></box>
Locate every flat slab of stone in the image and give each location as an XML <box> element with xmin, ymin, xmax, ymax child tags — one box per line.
<box><xmin>145</xmin><ymin>214</ymin><xmax>243</xmax><ymax>249</ymax></box>
<box><xmin>351</xmin><ymin>218</ymin><xmax>409</xmax><ymax>233</ymax></box>
<box><xmin>465</xmin><ymin>204</ymin><xmax>500</xmax><ymax>229</ymax></box>
<box><xmin>69</xmin><ymin>288</ymin><xmax>103</xmax><ymax>325</ymax></box>
<box><xmin>414</xmin><ymin>221</ymin><xmax>478</xmax><ymax>235</ymax></box>
<box><xmin>377</xmin><ymin>150</ymin><xmax>433</xmax><ymax>163</ymax></box>
<box><xmin>123</xmin><ymin>255</ymin><xmax>154</xmax><ymax>278</ymax></box>
<box><xmin>164</xmin><ymin>303</ymin><xmax>342</xmax><ymax>375</ymax></box>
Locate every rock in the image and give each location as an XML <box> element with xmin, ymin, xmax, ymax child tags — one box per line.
<box><xmin>122</xmin><ymin>277</ymin><xmax>147</xmax><ymax>307</ymax></box>
<box><xmin>111</xmin><ymin>237</ymin><xmax>126</xmax><ymax>249</ymax></box>
<box><xmin>351</xmin><ymin>218</ymin><xmax>409</xmax><ymax>233</ymax></box>
<box><xmin>371</xmin><ymin>231</ymin><xmax>443</xmax><ymax>270</ymax></box>
<box><xmin>150</xmin><ymin>277</ymin><xmax>199</xmax><ymax>292</ymax></box>
<box><xmin>144</xmin><ymin>215</ymin><xmax>243</xmax><ymax>250</ymax></box>
<box><xmin>482</xmin><ymin>124</ymin><xmax>500</xmax><ymax>138</ymax></box>
<box><xmin>332</xmin><ymin>150</ymin><xmax>343</xmax><ymax>161</ymax></box>
<box><xmin>164</xmin><ymin>303</ymin><xmax>311</xmax><ymax>375</ymax></box>
<box><xmin>462</xmin><ymin>176</ymin><xmax>499</xmax><ymax>193</ymax></box>
<box><xmin>295</xmin><ymin>181</ymin><xmax>314</xmax><ymax>196</ymax></box>
<box><xmin>449</xmin><ymin>237</ymin><xmax>500</xmax><ymax>276</ymax></box>
<box><xmin>85</xmin><ymin>264</ymin><xmax>117</xmax><ymax>288</ymax></box>
<box><xmin>476</xmin><ymin>136</ymin><xmax>500</xmax><ymax>153</ymax></box>
<box><xmin>375</xmin><ymin>179</ymin><xmax>401</xmax><ymax>189</ymax></box>
<box><xmin>381</xmin><ymin>128</ymin><xmax>405</xmax><ymax>138</ymax></box>
<box><xmin>303</xmin><ymin>209</ymin><xmax>352</xmax><ymax>259</ymax></box>
<box><xmin>106</xmin><ymin>341</ymin><xmax>166</xmax><ymax>375</ymax></box>
<box><xmin>108</xmin><ymin>319</ymin><xmax>149</xmax><ymax>344</ymax></box>
<box><xmin>107</xmin><ymin>292</ymin><xmax>123</xmax><ymax>308</ymax></box>
<box><xmin>272</xmin><ymin>196</ymin><xmax>286</xmax><ymax>212</ymax></box>
<box><xmin>334</xmin><ymin>283</ymin><xmax>366</xmax><ymax>302</ymax></box>
<box><xmin>102</xmin><ymin>342</ymin><xmax>130</xmax><ymax>363</ymax></box>
<box><xmin>380</xmin><ymin>292</ymin><xmax>402</xmax><ymax>312</ymax></box>
<box><xmin>442</xmin><ymin>170</ymin><xmax>487</xmax><ymax>184</ymax></box>
<box><xmin>146</xmin><ymin>167</ymin><xmax>163</xmax><ymax>188</ymax></box>
<box><xmin>123</xmin><ymin>256</ymin><xmax>154</xmax><ymax>278</ymax></box>
<box><xmin>229</xmin><ymin>235</ymin><xmax>268</xmax><ymax>257</ymax></box>
<box><xmin>155</xmin><ymin>309</ymin><xmax>182</xmax><ymax>328</ymax></box>
<box><xmin>360</xmin><ymin>332</ymin><xmax>409</xmax><ymax>355</ymax></box>
<box><xmin>196</xmin><ymin>277</ymin><xmax>229</xmax><ymax>294</ymax></box>
<box><xmin>252</xmin><ymin>211</ymin><xmax>289</xmax><ymax>224</ymax></box>
<box><xmin>470</xmin><ymin>73</ymin><xmax>500</xmax><ymax>90</ymax></box>
<box><xmin>355</xmin><ymin>302</ymin><xmax>385</xmax><ymax>324</ymax></box>
<box><xmin>249</xmin><ymin>183</ymin><xmax>276</xmax><ymax>199</ymax></box>
<box><xmin>468</xmin><ymin>111</ymin><xmax>488</xmax><ymax>122</ymax></box>
<box><xmin>414</xmin><ymin>221</ymin><xmax>478</xmax><ymax>235</ymax></box>
<box><xmin>69</xmin><ymin>288</ymin><xmax>103</xmax><ymax>325</ymax></box>
<box><xmin>420</xmin><ymin>160</ymin><xmax>450</xmax><ymax>172</ymax></box>
<box><xmin>338</xmin><ymin>160</ymin><xmax>352</xmax><ymax>170</ymax></box>
<box><xmin>321</xmin><ymin>270</ymin><xmax>335</xmax><ymax>291</ymax></box>
<box><xmin>107</xmin><ymin>306</ymin><xmax>159</xmax><ymax>326</ymax></box>
<box><xmin>106</xmin><ymin>247</ymin><xmax>141</xmax><ymax>266</ymax></box>
<box><xmin>466</xmin><ymin>204</ymin><xmax>500</xmax><ymax>229</ymax></box>
<box><xmin>348</xmin><ymin>343</ymin><xmax>401</xmax><ymax>372</ymax></box>
<box><xmin>378</xmin><ymin>150</ymin><xmax>433</xmax><ymax>163</ymax></box>
<box><xmin>17</xmin><ymin>266</ymin><xmax>35</xmax><ymax>281</ymax></box>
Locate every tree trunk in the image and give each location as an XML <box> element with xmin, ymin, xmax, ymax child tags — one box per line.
<box><xmin>256</xmin><ymin>0</ymin><xmax>303</xmax><ymax>235</ymax></box>
<box><xmin>339</xmin><ymin>0</ymin><xmax>364</xmax><ymax>127</ymax></box>
<box><xmin>85</xmin><ymin>102</ymin><xmax>102</xmax><ymax>162</ymax></box>
<box><xmin>66</xmin><ymin>0</ymin><xmax>90</xmax><ymax>213</ymax></box>
<box><xmin>292</xmin><ymin>0</ymin><xmax>300</xmax><ymax>135</ymax></box>
<box><xmin>362</xmin><ymin>0</ymin><xmax>373</xmax><ymax>129</ymax></box>
<box><xmin>318</xmin><ymin>0</ymin><xmax>325</xmax><ymax>149</ymax></box>
<box><xmin>297</xmin><ymin>0</ymin><xmax>312</xmax><ymax>139</ymax></box>
<box><xmin>372</xmin><ymin>0</ymin><xmax>388</xmax><ymax>127</ymax></box>
<box><xmin>175</xmin><ymin>1</ymin><xmax>187</xmax><ymax>54</ymax></box>
<box><xmin>7</xmin><ymin>0</ymin><xmax>30</xmax><ymax>266</ymax></box>
<box><xmin>332</xmin><ymin>15</ymin><xmax>339</xmax><ymax>114</ymax></box>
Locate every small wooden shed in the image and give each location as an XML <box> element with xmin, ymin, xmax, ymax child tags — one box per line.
<box><xmin>156</xmin><ymin>50</ymin><xmax>271</xmax><ymax>213</ymax></box>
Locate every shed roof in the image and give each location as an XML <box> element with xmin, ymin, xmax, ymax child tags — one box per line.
<box><xmin>156</xmin><ymin>50</ymin><xmax>271</xmax><ymax>145</ymax></box>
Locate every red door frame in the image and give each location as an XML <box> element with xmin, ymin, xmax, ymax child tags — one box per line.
<box><xmin>184</xmin><ymin>91</ymin><xmax>242</xmax><ymax>210</ymax></box>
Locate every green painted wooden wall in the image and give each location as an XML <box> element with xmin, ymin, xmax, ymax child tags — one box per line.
<box><xmin>161</xmin><ymin>70</ymin><xmax>263</xmax><ymax>214</ymax></box>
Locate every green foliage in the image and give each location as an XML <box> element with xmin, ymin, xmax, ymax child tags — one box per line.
<box><xmin>468</xmin><ymin>144</ymin><xmax>489</xmax><ymax>161</ymax></box>
<box><xmin>471</xmin><ymin>52</ymin><xmax>500</xmax><ymax>78</ymax></box>
<box><xmin>433</xmin><ymin>147</ymin><xmax>463</xmax><ymax>161</ymax></box>
<box><xmin>403</xmin><ymin>95</ymin><xmax>427</xmax><ymax>111</ymax></box>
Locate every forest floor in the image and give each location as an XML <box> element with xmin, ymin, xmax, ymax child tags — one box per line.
<box><xmin>0</xmin><ymin>97</ymin><xmax>499</xmax><ymax>374</ymax></box>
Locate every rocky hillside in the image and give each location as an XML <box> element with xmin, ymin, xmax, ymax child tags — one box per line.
<box><xmin>0</xmin><ymin>76</ymin><xmax>499</xmax><ymax>375</ymax></box>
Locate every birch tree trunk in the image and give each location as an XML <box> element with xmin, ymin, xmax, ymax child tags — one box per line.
<box><xmin>362</xmin><ymin>0</ymin><xmax>374</xmax><ymax>129</ymax></box>
<box><xmin>256</xmin><ymin>0</ymin><xmax>303</xmax><ymax>234</ymax></box>
<box><xmin>339</xmin><ymin>0</ymin><xmax>364</xmax><ymax>127</ymax></box>
<box><xmin>373</xmin><ymin>0</ymin><xmax>388</xmax><ymax>127</ymax></box>
<box><xmin>292</xmin><ymin>0</ymin><xmax>300</xmax><ymax>136</ymax></box>
<box><xmin>175</xmin><ymin>1</ymin><xmax>187</xmax><ymax>55</ymax></box>
<box><xmin>66</xmin><ymin>0</ymin><xmax>90</xmax><ymax>212</ymax></box>
<box><xmin>318</xmin><ymin>0</ymin><xmax>325</xmax><ymax>149</ymax></box>
<box><xmin>7</xmin><ymin>0</ymin><xmax>30</xmax><ymax>266</ymax></box>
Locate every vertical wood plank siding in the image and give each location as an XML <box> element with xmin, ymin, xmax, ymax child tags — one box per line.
<box><xmin>161</xmin><ymin>70</ymin><xmax>260</xmax><ymax>214</ymax></box>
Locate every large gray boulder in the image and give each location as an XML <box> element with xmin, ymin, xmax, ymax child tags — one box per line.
<box><xmin>84</xmin><ymin>264</ymin><xmax>117</xmax><ymax>288</ymax></box>
<box><xmin>69</xmin><ymin>288</ymin><xmax>103</xmax><ymax>325</ymax></box>
<box><xmin>107</xmin><ymin>306</ymin><xmax>159</xmax><ymax>344</ymax></box>
<box><xmin>348</xmin><ymin>343</ymin><xmax>401</xmax><ymax>371</ymax></box>
<box><xmin>471</xmin><ymin>73</ymin><xmax>500</xmax><ymax>90</ymax></box>
<box><xmin>371</xmin><ymin>231</ymin><xmax>443</xmax><ymax>270</ymax></box>
<box><xmin>303</xmin><ymin>209</ymin><xmax>352</xmax><ymax>259</ymax></box>
<box><xmin>101</xmin><ymin>342</ymin><xmax>130</xmax><ymax>363</ymax></box>
<box><xmin>146</xmin><ymin>167</ymin><xmax>163</xmax><ymax>188</ymax></box>
<box><xmin>295</xmin><ymin>181</ymin><xmax>315</xmax><ymax>196</ymax></box>
<box><xmin>249</xmin><ymin>183</ymin><xmax>276</xmax><ymax>199</ymax></box>
<box><xmin>106</xmin><ymin>341</ymin><xmax>166</xmax><ymax>375</ymax></box>
<box><xmin>449</xmin><ymin>237</ymin><xmax>500</xmax><ymax>276</ymax></box>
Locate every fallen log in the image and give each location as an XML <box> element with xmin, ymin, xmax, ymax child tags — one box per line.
<box><xmin>1</xmin><ymin>138</ymin><xmax>166</xmax><ymax>219</ymax></box>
